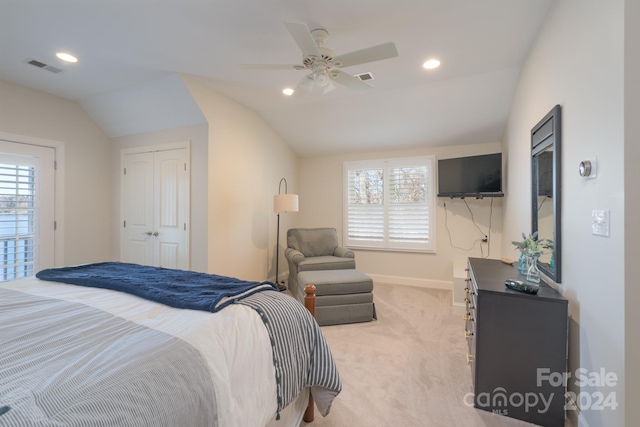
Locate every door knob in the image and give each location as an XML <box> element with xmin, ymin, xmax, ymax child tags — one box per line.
<box><xmin>153</xmin><ymin>231</ymin><xmax>159</xmax><ymax>237</ymax></box>
<box><xmin>143</xmin><ymin>231</ymin><xmax>152</xmax><ymax>236</ymax></box>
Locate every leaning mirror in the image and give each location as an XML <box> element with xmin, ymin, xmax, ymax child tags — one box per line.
<box><xmin>531</xmin><ymin>105</ymin><xmax>561</xmax><ymax>283</ymax></box>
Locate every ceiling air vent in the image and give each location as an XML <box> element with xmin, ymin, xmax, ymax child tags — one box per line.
<box><xmin>26</xmin><ymin>58</ymin><xmax>63</xmax><ymax>74</ymax></box>
<box><xmin>355</xmin><ymin>72</ymin><xmax>374</xmax><ymax>82</ymax></box>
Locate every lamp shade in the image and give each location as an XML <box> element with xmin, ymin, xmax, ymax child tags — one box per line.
<box><xmin>274</xmin><ymin>194</ymin><xmax>299</xmax><ymax>213</ymax></box>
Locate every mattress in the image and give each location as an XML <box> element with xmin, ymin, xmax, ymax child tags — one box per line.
<box><xmin>0</xmin><ymin>274</ymin><xmax>340</xmax><ymax>426</ymax></box>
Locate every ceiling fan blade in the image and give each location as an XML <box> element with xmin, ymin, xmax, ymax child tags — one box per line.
<box><xmin>284</xmin><ymin>22</ymin><xmax>320</xmax><ymax>58</ymax></box>
<box><xmin>291</xmin><ymin>75</ymin><xmax>315</xmax><ymax>97</ymax></box>
<box><xmin>240</xmin><ymin>63</ymin><xmax>305</xmax><ymax>70</ymax></box>
<box><xmin>333</xmin><ymin>42</ymin><xmax>398</xmax><ymax>68</ymax></box>
<box><xmin>331</xmin><ymin>70</ymin><xmax>375</xmax><ymax>94</ymax></box>
<box><xmin>323</xmin><ymin>79</ymin><xmax>336</xmax><ymax>94</ymax></box>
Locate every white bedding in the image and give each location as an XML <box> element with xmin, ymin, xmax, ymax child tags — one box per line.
<box><xmin>0</xmin><ymin>277</ymin><xmax>307</xmax><ymax>427</ymax></box>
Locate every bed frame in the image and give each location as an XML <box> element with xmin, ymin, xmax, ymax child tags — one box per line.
<box><xmin>303</xmin><ymin>284</ymin><xmax>317</xmax><ymax>423</ymax></box>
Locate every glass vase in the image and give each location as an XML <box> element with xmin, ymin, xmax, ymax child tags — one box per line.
<box><xmin>526</xmin><ymin>253</ymin><xmax>541</xmax><ymax>284</ymax></box>
<box><xmin>518</xmin><ymin>251</ymin><xmax>528</xmax><ymax>274</ymax></box>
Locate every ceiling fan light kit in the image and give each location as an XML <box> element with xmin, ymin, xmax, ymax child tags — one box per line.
<box><xmin>243</xmin><ymin>22</ymin><xmax>398</xmax><ymax>96</ymax></box>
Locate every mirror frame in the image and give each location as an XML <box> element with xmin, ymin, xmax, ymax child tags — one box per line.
<box><xmin>531</xmin><ymin>105</ymin><xmax>562</xmax><ymax>283</ymax></box>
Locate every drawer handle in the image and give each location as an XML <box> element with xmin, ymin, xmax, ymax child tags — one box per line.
<box><xmin>462</xmin><ymin>313</ymin><xmax>474</xmax><ymax>322</ymax></box>
<box><xmin>465</xmin><ymin>278</ymin><xmax>471</xmax><ymax>282</ymax></box>
<box><xmin>467</xmin><ymin>354</ymin><xmax>474</xmax><ymax>364</ymax></box>
<box><xmin>466</xmin><ymin>304</ymin><xmax>475</xmax><ymax>310</ymax></box>
<box><xmin>465</xmin><ymin>330</ymin><xmax>474</xmax><ymax>339</ymax></box>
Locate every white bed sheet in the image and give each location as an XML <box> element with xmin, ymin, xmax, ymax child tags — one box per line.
<box><xmin>0</xmin><ymin>277</ymin><xmax>306</xmax><ymax>427</ymax></box>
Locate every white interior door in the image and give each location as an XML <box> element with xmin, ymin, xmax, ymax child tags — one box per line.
<box><xmin>0</xmin><ymin>141</ymin><xmax>55</xmax><ymax>280</ymax></box>
<box><xmin>123</xmin><ymin>152</ymin><xmax>154</xmax><ymax>266</ymax></box>
<box><xmin>153</xmin><ymin>148</ymin><xmax>188</xmax><ymax>269</ymax></box>
<box><xmin>122</xmin><ymin>145</ymin><xmax>189</xmax><ymax>269</ymax></box>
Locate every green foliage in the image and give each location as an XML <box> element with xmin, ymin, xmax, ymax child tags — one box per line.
<box><xmin>512</xmin><ymin>232</ymin><xmax>553</xmax><ymax>256</ymax></box>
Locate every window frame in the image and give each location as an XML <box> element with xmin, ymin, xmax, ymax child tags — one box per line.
<box><xmin>343</xmin><ymin>156</ymin><xmax>436</xmax><ymax>253</ymax></box>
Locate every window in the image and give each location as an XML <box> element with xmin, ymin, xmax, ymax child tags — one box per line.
<box><xmin>343</xmin><ymin>156</ymin><xmax>436</xmax><ymax>252</ymax></box>
<box><xmin>0</xmin><ymin>141</ymin><xmax>55</xmax><ymax>282</ymax></box>
<box><xmin>0</xmin><ymin>163</ymin><xmax>35</xmax><ymax>280</ymax></box>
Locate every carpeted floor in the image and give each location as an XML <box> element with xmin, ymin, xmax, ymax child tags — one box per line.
<box><xmin>302</xmin><ymin>282</ymin><xmax>540</xmax><ymax>427</ymax></box>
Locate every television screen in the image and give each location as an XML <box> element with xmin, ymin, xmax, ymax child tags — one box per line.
<box><xmin>437</xmin><ymin>153</ymin><xmax>503</xmax><ymax>197</ymax></box>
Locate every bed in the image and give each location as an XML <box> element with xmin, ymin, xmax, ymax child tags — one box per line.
<box><xmin>0</xmin><ymin>262</ymin><xmax>341</xmax><ymax>427</ymax></box>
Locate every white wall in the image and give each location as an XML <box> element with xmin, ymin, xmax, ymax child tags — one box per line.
<box><xmin>0</xmin><ymin>80</ymin><xmax>112</xmax><ymax>265</ymax></box>
<box><xmin>502</xmin><ymin>1</ymin><xmax>624</xmax><ymax>425</ymax></box>
<box><xmin>299</xmin><ymin>142</ymin><xmax>503</xmax><ymax>288</ymax></box>
<box><xmin>182</xmin><ymin>76</ymin><xmax>299</xmax><ymax>283</ymax></box>
<box><xmin>110</xmin><ymin>123</ymin><xmax>209</xmax><ymax>272</ymax></box>
<box><xmin>624</xmin><ymin>0</ymin><xmax>640</xmax><ymax>423</ymax></box>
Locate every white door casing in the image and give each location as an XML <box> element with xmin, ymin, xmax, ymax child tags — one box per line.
<box><xmin>121</xmin><ymin>142</ymin><xmax>190</xmax><ymax>269</ymax></box>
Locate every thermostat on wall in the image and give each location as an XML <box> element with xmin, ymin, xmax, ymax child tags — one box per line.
<box><xmin>579</xmin><ymin>158</ymin><xmax>597</xmax><ymax>179</ymax></box>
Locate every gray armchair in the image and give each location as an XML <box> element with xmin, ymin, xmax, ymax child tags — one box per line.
<box><xmin>285</xmin><ymin>227</ymin><xmax>355</xmax><ymax>298</ymax></box>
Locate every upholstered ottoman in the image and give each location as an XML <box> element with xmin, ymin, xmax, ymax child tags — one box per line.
<box><xmin>296</xmin><ymin>269</ymin><xmax>375</xmax><ymax>326</ymax></box>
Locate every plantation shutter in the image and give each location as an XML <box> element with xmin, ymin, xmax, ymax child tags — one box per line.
<box><xmin>344</xmin><ymin>156</ymin><xmax>435</xmax><ymax>252</ymax></box>
<box><xmin>0</xmin><ymin>141</ymin><xmax>55</xmax><ymax>282</ymax></box>
<box><xmin>346</xmin><ymin>168</ymin><xmax>384</xmax><ymax>246</ymax></box>
<box><xmin>0</xmin><ymin>163</ymin><xmax>36</xmax><ymax>280</ymax></box>
<box><xmin>388</xmin><ymin>165</ymin><xmax>429</xmax><ymax>245</ymax></box>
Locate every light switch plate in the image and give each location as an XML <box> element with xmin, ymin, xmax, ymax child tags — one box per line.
<box><xmin>592</xmin><ymin>210</ymin><xmax>610</xmax><ymax>237</ymax></box>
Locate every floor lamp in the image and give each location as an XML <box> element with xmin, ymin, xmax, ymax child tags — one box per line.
<box><xmin>274</xmin><ymin>178</ymin><xmax>298</xmax><ymax>291</ymax></box>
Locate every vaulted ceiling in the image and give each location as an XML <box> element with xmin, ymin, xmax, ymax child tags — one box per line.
<box><xmin>0</xmin><ymin>0</ymin><xmax>553</xmax><ymax>156</ymax></box>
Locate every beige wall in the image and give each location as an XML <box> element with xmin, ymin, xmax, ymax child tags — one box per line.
<box><xmin>110</xmin><ymin>123</ymin><xmax>209</xmax><ymax>272</ymax></box>
<box><xmin>299</xmin><ymin>142</ymin><xmax>503</xmax><ymax>287</ymax></box>
<box><xmin>182</xmin><ymin>76</ymin><xmax>299</xmax><ymax>282</ymax></box>
<box><xmin>0</xmin><ymin>80</ymin><xmax>112</xmax><ymax>266</ymax></box>
<box><xmin>502</xmin><ymin>0</ymin><xmax>625</xmax><ymax>425</ymax></box>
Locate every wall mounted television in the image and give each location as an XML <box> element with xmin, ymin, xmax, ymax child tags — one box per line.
<box><xmin>437</xmin><ymin>153</ymin><xmax>504</xmax><ymax>198</ymax></box>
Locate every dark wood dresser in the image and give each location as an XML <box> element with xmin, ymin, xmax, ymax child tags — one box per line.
<box><xmin>464</xmin><ymin>257</ymin><xmax>568</xmax><ymax>427</ymax></box>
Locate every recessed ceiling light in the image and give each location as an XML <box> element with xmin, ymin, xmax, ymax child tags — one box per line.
<box><xmin>56</xmin><ymin>52</ymin><xmax>78</xmax><ymax>63</ymax></box>
<box><xmin>282</xmin><ymin>88</ymin><xmax>294</xmax><ymax>96</ymax></box>
<box><xmin>423</xmin><ymin>59</ymin><xmax>441</xmax><ymax>70</ymax></box>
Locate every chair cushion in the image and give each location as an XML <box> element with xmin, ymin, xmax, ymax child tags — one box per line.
<box><xmin>287</xmin><ymin>228</ymin><xmax>339</xmax><ymax>257</ymax></box>
<box><xmin>298</xmin><ymin>269</ymin><xmax>373</xmax><ymax>296</ymax></box>
<box><xmin>298</xmin><ymin>256</ymin><xmax>355</xmax><ymax>272</ymax></box>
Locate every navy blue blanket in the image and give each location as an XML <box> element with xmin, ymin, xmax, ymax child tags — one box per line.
<box><xmin>36</xmin><ymin>262</ymin><xmax>278</xmax><ymax>312</ymax></box>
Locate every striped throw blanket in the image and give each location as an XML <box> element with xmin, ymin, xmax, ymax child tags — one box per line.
<box><xmin>239</xmin><ymin>291</ymin><xmax>342</xmax><ymax>419</ymax></box>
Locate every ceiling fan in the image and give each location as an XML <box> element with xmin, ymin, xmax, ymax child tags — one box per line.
<box><xmin>242</xmin><ymin>22</ymin><xmax>398</xmax><ymax>96</ymax></box>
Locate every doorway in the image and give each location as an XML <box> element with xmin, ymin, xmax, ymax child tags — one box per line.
<box><xmin>0</xmin><ymin>140</ymin><xmax>55</xmax><ymax>281</ymax></box>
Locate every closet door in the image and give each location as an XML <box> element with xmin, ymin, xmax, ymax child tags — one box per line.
<box><xmin>153</xmin><ymin>148</ymin><xmax>188</xmax><ymax>269</ymax></box>
<box><xmin>122</xmin><ymin>146</ymin><xmax>189</xmax><ymax>269</ymax></box>
<box><xmin>122</xmin><ymin>152</ymin><xmax>154</xmax><ymax>266</ymax></box>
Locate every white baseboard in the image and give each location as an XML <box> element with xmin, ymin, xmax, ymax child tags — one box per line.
<box><xmin>367</xmin><ymin>274</ymin><xmax>452</xmax><ymax>290</ymax></box>
<box><xmin>452</xmin><ymin>302</ymin><xmax>466</xmax><ymax>315</ymax></box>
